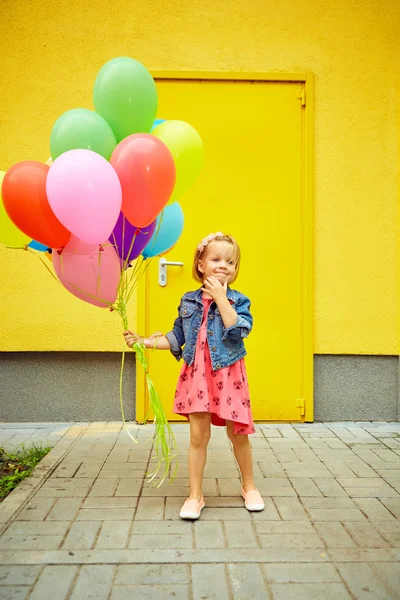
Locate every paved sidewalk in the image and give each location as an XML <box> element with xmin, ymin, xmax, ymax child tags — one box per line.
<box><xmin>0</xmin><ymin>421</ymin><xmax>400</xmax><ymax>599</ymax></box>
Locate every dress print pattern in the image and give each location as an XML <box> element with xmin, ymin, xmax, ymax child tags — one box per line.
<box><xmin>173</xmin><ymin>297</ymin><xmax>255</xmax><ymax>435</ymax></box>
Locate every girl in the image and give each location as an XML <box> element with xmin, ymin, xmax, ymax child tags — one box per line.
<box><xmin>124</xmin><ymin>232</ymin><xmax>264</xmax><ymax>519</ymax></box>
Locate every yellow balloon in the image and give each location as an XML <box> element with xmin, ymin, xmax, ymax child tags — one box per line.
<box><xmin>152</xmin><ymin>120</ymin><xmax>204</xmax><ymax>203</ymax></box>
<box><xmin>45</xmin><ymin>157</ymin><xmax>53</xmax><ymax>166</ymax></box>
<box><xmin>0</xmin><ymin>171</ymin><xmax>30</xmax><ymax>247</ymax></box>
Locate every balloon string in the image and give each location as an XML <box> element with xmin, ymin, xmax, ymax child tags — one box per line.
<box><xmin>119</xmin><ymin>346</ymin><xmax>138</xmax><ymax>445</ymax></box>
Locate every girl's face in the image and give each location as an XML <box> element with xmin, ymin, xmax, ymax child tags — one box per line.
<box><xmin>198</xmin><ymin>241</ymin><xmax>236</xmax><ymax>285</ymax></box>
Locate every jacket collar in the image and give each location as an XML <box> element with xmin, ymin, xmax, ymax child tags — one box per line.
<box><xmin>186</xmin><ymin>287</ymin><xmax>236</xmax><ymax>305</ymax></box>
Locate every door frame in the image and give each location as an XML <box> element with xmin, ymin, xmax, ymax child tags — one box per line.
<box><xmin>135</xmin><ymin>71</ymin><xmax>314</xmax><ymax>423</ymax></box>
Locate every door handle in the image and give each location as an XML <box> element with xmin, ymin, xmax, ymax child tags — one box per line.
<box><xmin>158</xmin><ymin>258</ymin><xmax>184</xmax><ymax>287</ymax></box>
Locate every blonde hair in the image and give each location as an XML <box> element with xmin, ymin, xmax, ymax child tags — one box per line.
<box><xmin>192</xmin><ymin>233</ymin><xmax>241</xmax><ymax>283</ymax></box>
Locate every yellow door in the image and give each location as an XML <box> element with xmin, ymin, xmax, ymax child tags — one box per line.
<box><xmin>137</xmin><ymin>76</ymin><xmax>313</xmax><ymax>422</ymax></box>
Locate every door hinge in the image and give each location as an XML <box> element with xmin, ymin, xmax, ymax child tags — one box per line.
<box><xmin>298</xmin><ymin>89</ymin><xmax>306</xmax><ymax>107</ymax></box>
<box><xmin>296</xmin><ymin>398</ymin><xmax>305</xmax><ymax>417</ymax></box>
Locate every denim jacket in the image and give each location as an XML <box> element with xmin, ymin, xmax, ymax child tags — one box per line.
<box><xmin>165</xmin><ymin>287</ymin><xmax>253</xmax><ymax>371</ymax></box>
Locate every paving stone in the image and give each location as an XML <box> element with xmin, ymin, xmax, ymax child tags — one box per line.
<box><xmin>35</xmin><ymin>478</ymin><xmax>94</xmax><ymax>498</ymax></box>
<box><xmin>201</xmin><ymin>507</ymin><xmax>252</xmax><ymax>521</ymax></box>
<box><xmin>324</xmin><ymin>462</ymin><xmax>358</xmax><ymax>477</ymax></box>
<box><xmin>0</xmin><ymin>534</ymin><xmax>63</xmax><ymax>550</ymax></box>
<box><xmin>289</xmin><ymin>478</ymin><xmax>323</xmax><ymax>497</ymax></box>
<box><xmin>15</xmin><ymin>498</ymin><xmax>56</xmax><ymax>521</ymax></box>
<box><xmin>114</xmin><ymin>479</ymin><xmax>142</xmax><ymax>496</ymax></box>
<box><xmin>62</xmin><ymin>522</ymin><xmax>102</xmax><ymax>550</ymax></box>
<box><xmin>353</xmin><ymin>498</ymin><xmax>397</xmax><ymax>521</ymax></box>
<box><xmin>370</xmin><ymin>562</ymin><xmax>400</xmax><ymax>596</ymax></box>
<box><xmin>304</xmin><ymin>439</ymin><xmax>330</xmax><ymax>449</ymax></box>
<box><xmin>345</xmin><ymin>460</ymin><xmax>381</xmax><ymax>478</ymax></box>
<box><xmin>324</xmin><ymin>439</ymin><xmax>348</xmax><ymax>449</ymax></box>
<box><xmin>192</xmin><ymin>564</ymin><xmax>230</xmax><ymax>600</ymax></box>
<box><xmin>127</xmin><ymin>450</ymin><xmax>153</xmax><ymax>463</ymax></box>
<box><xmin>282</xmin><ymin>464</ymin><xmax>334</xmax><ymax>478</ymax></box>
<box><xmin>106</xmin><ymin>449</ymin><xmax>130</xmax><ymax>462</ymax></box>
<box><xmin>99</xmin><ymin>466</ymin><xmax>146</xmax><ymax>478</ymax></box>
<box><xmin>270</xmin><ymin>582</ymin><xmax>351</xmax><ymax>599</ymax></box>
<box><xmin>257</xmin><ymin>461</ymin><xmax>286</xmax><ymax>477</ymax></box>
<box><xmin>312</xmin><ymin>478</ymin><xmax>349</xmax><ymax>497</ymax></box>
<box><xmin>129</xmin><ymin>533</ymin><xmax>192</xmax><ymax>549</ymax></box>
<box><xmin>135</xmin><ymin>498</ymin><xmax>164</xmax><ymax>520</ymax></box>
<box><xmin>74</xmin><ymin>463</ymin><xmax>104</xmax><ymax>478</ymax></box>
<box><xmin>342</xmin><ymin>522</ymin><xmax>389</xmax><ymax>548</ymax></box>
<box><xmin>111</xmin><ymin>584</ymin><xmax>189</xmax><ymax>599</ymax></box>
<box><xmin>29</xmin><ymin>565</ymin><xmax>78</xmax><ymax>600</ymax></box>
<box><xmin>46</xmin><ymin>498</ymin><xmax>82</xmax><ymax>521</ymax></box>
<box><xmin>219</xmin><ymin>477</ymin><xmax>295</xmax><ymax>497</ymax></box>
<box><xmin>115</xmin><ymin>564</ymin><xmax>190</xmax><ymax>585</ymax></box>
<box><xmin>313</xmin><ymin>522</ymin><xmax>357</xmax><ymax>548</ymax></box>
<box><xmin>379</xmin><ymin>498</ymin><xmax>400</xmax><ymax>519</ymax></box>
<box><xmin>336</xmin><ymin>562</ymin><xmax>393</xmax><ymax>599</ymax></box>
<box><xmin>260</xmin><ymin>532</ymin><xmax>324</xmax><ymax>549</ymax></box>
<box><xmin>228</xmin><ymin>563</ymin><xmax>269</xmax><ymax>598</ymax></box>
<box><xmin>378</xmin><ymin>470</ymin><xmax>400</xmax><ymax>478</ymax></box>
<box><xmin>305</xmin><ymin>508</ymin><xmax>366</xmax><ymax>522</ymax></box>
<box><xmin>270</xmin><ymin>448</ymin><xmax>301</xmax><ymax>463</ymax></box>
<box><xmin>301</xmin><ymin>497</ymin><xmax>356</xmax><ymax>509</ymax></box>
<box><xmin>142</xmin><ymin>478</ymin><xmax>217</xmax><ymax>497</ymax></box>
<box><xmin>70</xmin><ymin>565</ymin><xmax>114</xmax><ymax>600</ymax></box>
<box><xmin>77</xmin><ymin>508</ymin><xmax>135</xmax><ymax>521</ymax></box>
<box><xmin>254</xmin><ymin>521</ymin><xmax>314</xmax><ymax>535</ymax></box>
<box><xmin>261</xmin><ymin>428</ymin><xmax>282</xmax><ymax>438</ymax></box>
<box><xmin>51</xmin><ymin>462</ymin><xmax>81</xmax><ymax>478</ymax></box>
<box><xmin>132</xmin><ymin>521</ymin><xmax>190</xmax><ymax>535</ymax></box>
<box><xmin>6</xmin><ymin>521</ymin><xmax>70</xmax><ymax>536</ymax></box>
<box><xmin>345</xmin><ymin>486</ymin><xmax>399</xmax><ymax>498</ymax></box>
<box><xmin>372</xmin><ymin>448</ymin><xmax>400</xmax><ymax>463</ymax></box>
<box><xmin>315</xmin><ymin>450</ymin><xmax>362</xmax><ymax>462</ymax></box>
<box><xmin>225</xmin><ymin>521</ymin><xmax>258</xmax><ymax>548</ymax></box>
<box><xmin>0</xmin><ymin>565</ymin><xmax>42</xmax><ymax>585</ymax></box>
<box><xmin>88</xmin><ymin>478</ymin><xmax>118</xmax><ymax>497</ymax></box>
<box><xmin>273</xmin><ymin>497</ymin><xmax>309</xmax><ymax>521</ymax></box>
<box><xmin>369</xmin><ymin>520</ymin><xmax>400</xmax><ymax>546</ymax></box>
<box><xmin>0</xmin><ymin>586</ymin><xmax>30</xmax><ymax>599</ymax></box>
<box><xmin>194</xmin><ymin>521</ymin><xmax>225</xmax><ymax>548</ymax></box>
<box><xmin>329</xmin><ymin>548</ymin><xmax>400</xmax><ymax>562</ymax></box>
<box><xmin>82</xmin><ymin>497</ymin><xmax>138</xmax><ymax>509</ymax></box>
<box><xmin>206</xmin><ymin>496</ymin><xmax>246</xmax><ymax>508</ymax></box>
<box><xmin>263</xmin><ymin>562</ymin><xmax>342</xmax><ymax>583</ymax></box>
<box><xmin>95</xmin><ymin>521</ymin><xmax>130</xmax><ymax>549</ymax></box>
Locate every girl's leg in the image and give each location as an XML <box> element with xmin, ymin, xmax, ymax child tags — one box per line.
<box><xmin>188</xmin><ymin>412</ymin><xmax>211</xmax><ymax>501</ymax></box>
<box><xmin>226</xmin><ymin>421</ymin><xmax>256</xmax><ymax>492</ymax></box>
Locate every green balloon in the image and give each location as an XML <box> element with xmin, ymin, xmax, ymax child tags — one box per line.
<box><xmin>93</xmin><ymin>57</ymin><xmax>158</xmax><ymax>142</ymax></box>
<box><xmin>50</xmin><ymin>109</ymin><xmax>117</xmax><ymax>160</ymax></box>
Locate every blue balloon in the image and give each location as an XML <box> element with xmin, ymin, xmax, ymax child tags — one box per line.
<box><xmin>150</xmin><ymin>118</ymin><xmax>166</xmax><ymax>132</ymax></box>
<box><xmin>28</xmin><ymin>240</ymin><xmax>49</xmax><ymax>252</ymax></box>
<box><xmin>142</xmin><ymin>202</ymin><xmax>184</xmax><ymax>258</ymax></box>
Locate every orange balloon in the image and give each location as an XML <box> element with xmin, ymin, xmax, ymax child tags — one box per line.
<box><xmin>2</xmin><ymin>161</ymin><xmax>70</xmax><ymax>249</ymax></box>
<box><xmin>45</xmin><ymin>251</ymin><xmax>52</xmax><ymax>262</ymax></box>
<box><xmin>110</xmin><ymin>134</ymin><xmax>176</xmax><ymax>228</ymax></box>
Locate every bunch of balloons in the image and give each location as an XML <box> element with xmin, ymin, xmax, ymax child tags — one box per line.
<box><xmin>0</xmin><ymin>57</ymin><xmax>203</xmax><ymax>309</ymax></box>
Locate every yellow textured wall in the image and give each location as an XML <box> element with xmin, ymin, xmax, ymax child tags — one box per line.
<box><xmin>0</xmin><ymin>0</ymin><xmax>398</xmax><ymax>353</ymax></box>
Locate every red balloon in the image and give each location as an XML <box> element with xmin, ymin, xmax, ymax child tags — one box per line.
<box><xmin>2</xmin><ymin>161</ymin><xmax>70</xmax><ymax>249</ymax></box>
<box><xmin>110</xmin><ymin>134</ymin><xmax>176</xmax><ymax>228</ymax></box>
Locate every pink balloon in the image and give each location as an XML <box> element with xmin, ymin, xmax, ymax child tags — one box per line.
<box><xmin>53</xmin><ymin>235</ymin><xmax>121</xmax><ymax>307</ymax></box>
<box><xmin>46</xmin><ymin>149</ymin><xmax>122</xmax><ymax>244</ymax></box>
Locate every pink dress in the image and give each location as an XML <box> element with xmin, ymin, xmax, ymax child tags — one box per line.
<box><xmin>173</xmin><ymin>297</ymin><xmax>255</xmax><ymax>435</ymax></box>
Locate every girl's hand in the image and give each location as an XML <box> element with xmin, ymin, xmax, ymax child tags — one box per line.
<box><xmin>201</xmin><ymin>276</ymin><xmax>228</xmax><ymax>303</ymax></box>
<box><xmin>123</xmin><ymin>330</ymin><xmax>143</xmax><ymax>348</ymax></box>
